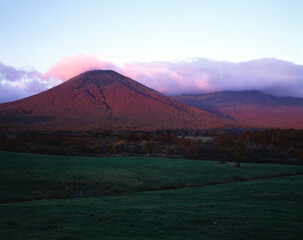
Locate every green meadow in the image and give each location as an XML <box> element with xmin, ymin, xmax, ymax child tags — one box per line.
<box><xmin>0</xmin><ymin>152</ymin><xmax>303</xmax><ymax>239</ymax></box>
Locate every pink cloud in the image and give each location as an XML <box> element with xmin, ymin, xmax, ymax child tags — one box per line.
<box><xmin>1</xmin><ymin>56</ymin><xmax>303</xmax><ymax>103</ymax></box>
<box><xmin>45</xmin><ymin>54</ymin><xmax>117</xmax><ymax>81</ymax></box>
<box><xmin>120</xmin><ymin>60</ymin><xmax>218</xmax><ymax>95</ymax></box>
<box><xmin>43</xmin><ymin>55</ymin><xmax>303</xmax><ymax>98</ymax></box>
<box><xmin>120</xmin><ymin>58</ymin><xmax>303</xmax><ymax>97</ymax></box>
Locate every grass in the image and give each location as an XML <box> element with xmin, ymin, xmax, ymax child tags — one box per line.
<box><xmin>1</xmin><ymin>151</ymin><xmax>303</xmax><ymax>202</ymax></box>
<box><xmin>0</xmin><ymin>175</ymin><xmax>303</xmax><ymax>239</ymax></box>
<box><xmin>0</xmin><ymin>151</ymin><xmax>303</xmax><ymax>239</ymax></box>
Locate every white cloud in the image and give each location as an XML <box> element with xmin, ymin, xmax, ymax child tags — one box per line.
<box><xmin>1</xmin><ymin>56</ymin><xmax>303</xmax><ymax>103</ymax></box>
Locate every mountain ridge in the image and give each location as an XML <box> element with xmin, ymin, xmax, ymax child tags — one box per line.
<box><xmin>171</xmin><ymin>90</ymin><xmax>303</xmax><ymax>129</ymax></box>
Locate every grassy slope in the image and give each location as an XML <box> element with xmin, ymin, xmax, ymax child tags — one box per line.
<box><xmin>0</xmin><ymin>175</ymin><xmax>302</xmax><ymax>240</ymax></box>
<box><xmin>1</xmin><ymin>152</ymin><xmax>303</xmax><ymax>202</ymax></box>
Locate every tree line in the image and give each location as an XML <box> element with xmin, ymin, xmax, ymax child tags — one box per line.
<box><xmin>0</xmin><ymin>128</ymin><xmax>302</xmax><ymax>164</ymax></box>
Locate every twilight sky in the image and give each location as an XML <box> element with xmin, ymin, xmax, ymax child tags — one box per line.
<box><xmin>0</xmin><ymin>0</ymin><xmax>302</xmax><ymax>102</ymax></box>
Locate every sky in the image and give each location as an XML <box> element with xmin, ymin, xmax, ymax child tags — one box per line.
<box><xmin>0</xmin><ymin>0</ymin><xmax>303</xmax><ymax>102</ymax></box>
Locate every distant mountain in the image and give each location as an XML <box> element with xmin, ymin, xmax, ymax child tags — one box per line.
<box><xmin>172</xmin><ymin>90</ymin><xmax>303</xmax><ymax>129</ymax></box>
<box><xmin>0</xmin><ymin>70</ymin><xmax>231</xmax><ymax>131</ymax></box>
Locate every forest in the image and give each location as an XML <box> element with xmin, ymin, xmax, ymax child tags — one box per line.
<box><xmin>1</xmin><ymin>128</ymin><xmax>302</xmax><ymax>165</ymax></box>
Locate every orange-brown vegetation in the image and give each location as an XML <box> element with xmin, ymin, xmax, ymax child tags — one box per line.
<box><xmin>0</xmin><ymin>70</ymin><xmax>233</xmax><ymax>131</ymax></box>
<box><xmin>172</xmin><ymin>90</ymin><xmax>303</xmax><ymax>129</ymax></box>
<box><xmin>1</xmin><ymin>129</ymin><xmax>303</xmax><ymax>164</ymax></box>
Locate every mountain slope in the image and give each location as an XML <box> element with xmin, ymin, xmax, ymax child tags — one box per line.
<box><xmin>0</xmin><ymin>70</ymin><xmax>231</xmax><ymax>131</ymax></box>
<box><xmin>172</xmin><ymin>90</ymin><xmax>303</xmax><ymax>129</ymax></box>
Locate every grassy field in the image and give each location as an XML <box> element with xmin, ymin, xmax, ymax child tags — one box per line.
<box><xmin>0</xmin><ymin>152</ymin><xmax>303</xmax><ymax>239</ymax></box>
<box><xmin>1</xmin><ymin>152</ymin><xmax>303</xmax><ymax>203</ymax></box>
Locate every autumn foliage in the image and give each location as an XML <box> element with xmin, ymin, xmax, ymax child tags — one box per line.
<box><xmin>1</xmin><ymin>129</ymin><xmax>303</xmax><ymax>164</ymax></box>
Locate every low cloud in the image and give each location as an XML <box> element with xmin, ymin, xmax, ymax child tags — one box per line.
<box><xmin>120</xmin><ymin>58</ymin><xmax>303</xmax><ymax>97</ymax></box>
<box><xmin>0</xmin><ymin>55</ymin><xmax>116</xmax><ymax>103</ymax></box>
<box><xmin>0</xmin><ymin>61</ymin><xmax>59</xmax><ymax>103</ymax></box>
<box><xmin>45</xmin><ymin>54</ymin><xmax>117</xmax><ymax>81</ymax></box>
<box><xmin>1</xmin><ymin>56</ymin><xmax>303</xmax><ymax>103</ymax></box>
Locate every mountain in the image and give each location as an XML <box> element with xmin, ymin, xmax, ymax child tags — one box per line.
<box><xmin>172</xmin><ymin>90</ymin><xmax>303</xmax><ymax>129</ymax></box>
<box><xmin>0</xmin><ymin>70</ymin><xmax>231</xmax><ymax>131</ymax></box>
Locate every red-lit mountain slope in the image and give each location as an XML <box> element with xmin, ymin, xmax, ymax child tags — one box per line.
<box><xmin>0</xmin><ymin>70</ymin><xmax>232</xmax><ymax>131</ymax></box>
<box><xmin>172</xmin><ymin>90</ymin><xmax>303</xmax><ymax>129</ymax></box>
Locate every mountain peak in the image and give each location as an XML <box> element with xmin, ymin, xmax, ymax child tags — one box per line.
<box><xmin>76</xmin><ymin>69</ymin><xmax>123</xmax><ymax>78</ymax></box>
<box><xmin>67</xmin><ymin>69</ymin><xmax>129</xmax><ymax>85</ymax></box>
<box><xmin>0</xmin><ymin>71</ymin><xmax>231</xmax><ymax>131</ymax></box>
